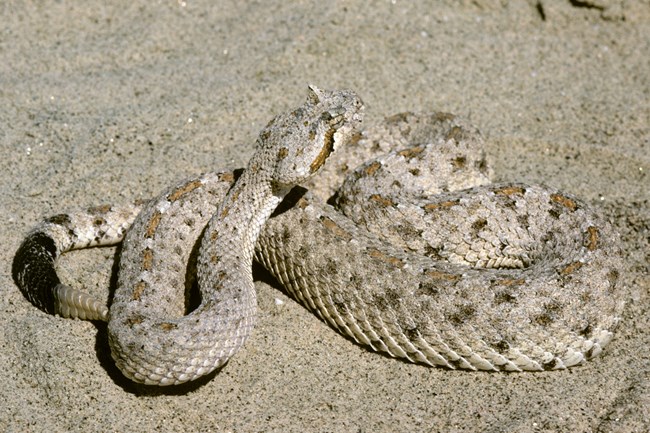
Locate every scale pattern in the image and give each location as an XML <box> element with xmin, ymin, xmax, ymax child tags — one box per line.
<box><xmin>13</xmin><ymin>90</ymin><xmax>626</xmax><ymax>385</ymax></box>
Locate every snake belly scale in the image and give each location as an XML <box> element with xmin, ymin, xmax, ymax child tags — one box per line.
<box><xmin>13</xmin><ymin>87</ymin><xmax>627</xmax><ymax>385</ymax></box>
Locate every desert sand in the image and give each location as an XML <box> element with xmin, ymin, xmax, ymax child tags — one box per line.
<box><xmin>1</xmin><ymin>1</ymin><xmax>648</xmax><ymax>432</ymax></box>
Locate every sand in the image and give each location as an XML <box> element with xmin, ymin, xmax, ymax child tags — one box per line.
<box><xmin>1</xmin><ymin>1</ymin><xmax>648</xmax><ymax>432</ymax></box>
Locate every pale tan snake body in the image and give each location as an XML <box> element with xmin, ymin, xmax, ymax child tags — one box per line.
<box><xmin>13</xmin><ymin>88</ymin><xmax>627</xmax><ymax>385</ymax></box>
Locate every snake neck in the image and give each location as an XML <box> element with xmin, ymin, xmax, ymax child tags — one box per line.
<box><xmin>196</xmin><ymin>164</ymin><xmax>281</xmax><ymax>303</ymax></box>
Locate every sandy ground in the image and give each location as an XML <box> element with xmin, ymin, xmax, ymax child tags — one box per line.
<box><xmin>1</xmin><ymin>1</ymin><xmax>648</xmax><ymax>432</ymax></box>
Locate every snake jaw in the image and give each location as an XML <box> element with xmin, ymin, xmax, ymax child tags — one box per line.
<box><xmin>309</xmin><ymin>124</ymin><xmax>336</xmax><ymax>174</ymax></box>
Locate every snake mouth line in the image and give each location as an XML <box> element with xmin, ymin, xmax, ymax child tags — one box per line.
<box><xmin>309</xmin><ymin>126</ymin><xmax>336</xmax><ymax>173</ymax></box>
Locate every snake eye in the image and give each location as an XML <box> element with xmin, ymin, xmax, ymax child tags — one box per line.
<box><xmin>323</xmin><ymin>107</ymin><xmax>345</xmax><ymax>128</ymax></box>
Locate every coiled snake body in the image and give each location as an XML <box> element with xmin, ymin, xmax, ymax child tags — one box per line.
<box><xmin>13</xmin><ymin>87</ymin><xmax>626</xmax><ymax>386</ymax></box>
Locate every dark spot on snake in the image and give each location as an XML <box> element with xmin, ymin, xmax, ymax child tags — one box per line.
<box><xmin>333</xmin><ymin>299</ymin><xmax>348</xmax><ymax>317</ymax></box>
<box><xmin>471</xmin><ymin>218</ymin><xmax>487</xmax><ymax>233</ymax></box>
<box><xmin>372</xmin><ymin>294</ymin><xmax>390</xmax><ymax>312</ymax></box>
<box><xmin>425</xmin><ymin>269</ymin><xmax>461</xmax><ymax>282</ymax></box>
<box><xmin>579</xmin><ymin>322</ymin><xmax>593</xmax><ymax>337</ymax></box>
<box><xmin>445</xmin><ymin>126</ymin><xmax>465</xmax><ymax>142</ymax></box>
<box><xmin>93</xmin><ymin>217</ymin><xmax>106</xmax><ymax>226</ymax></box>
<box><xmin>494</xmin><ymin>291</ymin><xmax>517</xmax><ymax>304</ymax></box>
<box><xmin>375</xmin><ymin>287</ymin><xmax>401</xmax><ymax>312</ymax></box>
<box><xmin>452</xmin><ymin>155</ymin><xmax>466</xmax><ymax>169</ymax></box>
<box><xmin>368</xmin><ymin>248</ymin><xmax>404</xmax><ymax>268</ymax></box>
<box><xmin>142</xmin><ymin>248</ymin><xmax>154</xmax><ymax>271</ymax></box>
<box><xmin>87</xmin><ymin>204</ymin><xmax>112</xmax><ymax>214</ymax></box>
<box><xmin>297</xmin><ymin>245</ymin><xmax>311</xmax><ymax>260</ymax></box>
<box><xmin>319</xmin><ymin>216</ymin><xmax>353</xmax><ymax>241</ymax></box>
<box><xmin>542</xmin><ymin>358</ymin><xmax>560</xmax><ymax>370</ymax></box>
<box><xmin>534</xmin><ymin>313</ymin><xmax>551</xmax><ymax>326</ymax></box>
<box><xmin>492</xmin><ymin>340</ymin><xmax>510</xmax><ymax>354</ymax></box>
<box><xmin>349</xmin><ymin>169</ymin><xmax>364</xmax><ymax>182</ymax></box>
<box><xmin>404</xmin><ymin>327</ymin><xmax>420</xmax><ymax>341</ymax></box>
<box><xmin>585</xmin><ymin>226</ymin><xmax>599</xmax><ymax>251</ymax></box>
<box><xmin>545</xmin><ymin>299</ymin><xmax>562</xmax><ymax>314</ymax></box>
<box><xmin>348</xmin><ymin>274</ymin><xmax>365</xmax><ymax>291</ymax></box>
<box><xmin>516</xmin><ymin>214</ymin><xmax>529</xmax><ymax>228</ymax></box>
<box><xmin>326</xmin><ymin>258</ymin><xmax>338</xmax><ymax>276</ymax></box>
<box><xmin>550</xmin><ymin>193</ymin><xmax>578</xmax><ymax>211</ymax></box>
<box><xmin>424</xmin><ymin>245</ymin><xmax>444</xmax><ymax>260</ymax></box>
<box><xmin>416</xmin><ymin>281</ymin><xmax>439</xmax><ymax>298</ymax></box>
<box><xmin>277</xmin><ymin>147</ymin><xmax>289</xmax><ymax>160</ymax></box>
<box><xmin>145</xmin><ymin>211</ymin><xmax>162</xmax><ymax>238</ymax></box>
<box><xmin>548</xmin><ymin>208</ymin><xmax>561</xmax><ymax>219</ymax></box>
<box><xmin>541</xmin><ymin>231</ymin><xmax>556</xmax><ymax>245</ymax></box>
<box><xmin>494</xmin><ymin>192</ymin><xmax>518</xmax><ymax>210</ymax></box>
<box><xmin>158</xmin><ymin>322</ymin><xmax>177</xmax><ymax>331</ymax></box>
<box><xmin>281</xmin><ymin>226</ymin><xmax>292</xmax><ymax>243</ymax></box>
<box><xmin>364</xmin><ymin>161</ymin><xmax>382</xmax><ymax>176</ymax></box>
<box><xmin>229</xmin><ymin>188</ymin><xmax>242</xmax><ymax>205</ymax></box>
<box><xmin>535</xmin><ymin>300</ymin><xmax>562</xmax><ymax>327</ymax></box>
<box><xmin>398</xmin><ymin>146</ymin><xmax>425</xmax><ymax>160</ymax></box>
<box><xmin>578</xmin><ymin>291</ymin><xmax>592</xmax><ymax>304</ymax></box>
<box><xmin>126</xmin><ymin>314</ymin><xmax>145</xmax><ymax>327</ymax></box>
<box><xmin>168</xmin><ymin>179</ymin><xmax>203</xmax><ymax>202</ymax></box>
<box><xmin>93</xmin><ymin>230</ymin><xmax>106</xmax><ymax>243</ymax></box>
<box><xmin>447</xmin><ymin>304</ymin><xmax>476</xmax><ymax>326</ymax></box>
<box><xmin>259</xmin><ymin>129</ymin><xmax>273</xmax><ymax>144</ymax></box>
<box><xmin>385</xmin><ymin>112</ymin><xmax>412</xmax><ymax>126</ymax></box>
<box><xmin>423</xmin><ymin>200</ymin><xmax>459</xmax><ymax>213</ymax></box>
<box><xmin>606</xmin><ymin>269</ymin><xmax>619</xmax><ymax>286</ymax></box>
<box><xmin>476</xmin><ymin>157</ymin><xmax>488</xmax><ymax>174</ymax></box>
<box><xmin>433</xmin><ymin>112</ymin><xmax>456</xmax><ymax>122</ymax></box>
<box><xmin>409</xmin><ymin>168</ymin><xmax>421</xmax><ymax>176</ymax></box>
<box><xmin>347</xmin><ymin>130</ymin><xmax>362</xmax><ymax>147</ymax></box>
<box><xmin>46</xmin><ymin>214</ymin><xmax>72</xmax><ymax>225</ymax></box>
<box><xmin>396</xmin><ymin>224</ymin><xmax>422</xmax><ymax>244</ymax></box>
<box><xmin>560</xmin><ymin>261</ymin><xmax>583</xmax><ymax>276</ymax></box>
<box><xmin>585</xmin><ymin>346</ymin><xmax>596</xmax><ymax>359</ymax></box>
<box><xmin>218</xmin><ymin>171</ymin><xmax>236</xmax><ymax>183</ymax></box>
<box><xmin>369</xmin><ymin>194</ymin><xmax>396</xmax><ymax>208</ymax></box>
<box><xmin>494</xmin><ymin>186</ymin><xmax>526</xmax><ymax>196</ymax></box>
<box><xmin>132</xmin><ymin>281</ymin><xmax>146</xmax><ymax>301</ymax></box>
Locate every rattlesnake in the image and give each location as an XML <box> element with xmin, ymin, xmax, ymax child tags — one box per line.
<box><xmin>13</xmin><ymin>87</ymin><xmax>627</xmax><ymax>386</ymax></box>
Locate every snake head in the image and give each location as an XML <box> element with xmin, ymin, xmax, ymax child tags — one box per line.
<box><xmin>256</xmin><ymin>85</ymin><xmax>364</xmax><ymax>194</ymax></box>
